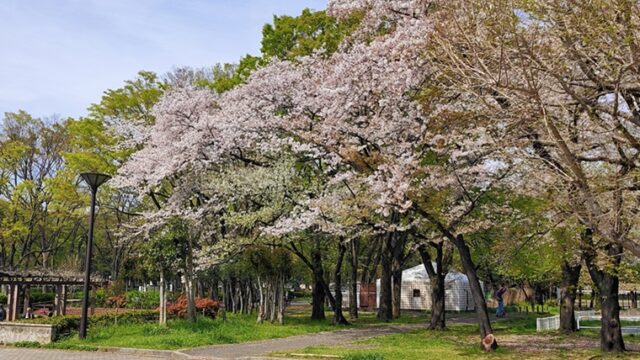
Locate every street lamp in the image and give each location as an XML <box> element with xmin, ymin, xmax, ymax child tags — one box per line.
<box><xmin>79</xmin><ymin>172</ymin><xmax>110</xmax><ymax>340</ymax></box>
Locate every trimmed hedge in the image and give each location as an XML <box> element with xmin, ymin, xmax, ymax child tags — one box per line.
<box><xmin>19</xmin><ymin>310</ymin><xmax>158</xmax><ymax>340</ymax></box>
<box><xmin>0</xmin><ymin>290</ymin><xmax>55</xmax><ymax>306</ymax></box>
<box><xmin>29</xmin><ymin>290</ymin><xmax>55</xmax><ymax>304</ymax></box>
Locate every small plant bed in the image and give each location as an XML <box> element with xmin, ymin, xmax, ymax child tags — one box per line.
<box><xmin>17</xmin><ymin>310</ymin><xmax>159</xmax><ymax>340</ymax></box>
<box><xmin>273</xmin><ymin>313</ymin><xmax>640</xmax><ymax>360</ymax></box>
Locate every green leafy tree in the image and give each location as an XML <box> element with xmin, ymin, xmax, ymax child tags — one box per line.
<box><xmin>88</xmin><ymin>70</ymin><xmax>166</xmax><ymax>127</ymax></box>
<box><xmin>261</xmin><ymin>9</ymin><xmax>362</xmax><ymax>60</ymax></box>
<box><xmin>0</xmin><ymin>111</ymin><xmax>85</xmax><ymax>269</ymax></box>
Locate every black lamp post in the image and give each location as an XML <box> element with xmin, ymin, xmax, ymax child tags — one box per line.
<box><xmin>79</xmin><ymin>172</ymin><xmax>110</xmax><ymax>340</ymax></box>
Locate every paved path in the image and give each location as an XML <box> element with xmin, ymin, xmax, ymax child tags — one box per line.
<box><xmin>0</xmin><ymin>347</ymin><xmax>171</xmax><ymax>360</ymax></box>
<box><xmin>180</xmin><ymin>323</ymin><xmax>425</xmax><ymax>359</ymax></box>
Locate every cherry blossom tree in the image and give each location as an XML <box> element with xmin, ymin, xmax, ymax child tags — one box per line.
<box><xmin>291</xmin><ymin>0</ymin><xmax>509</xmax><ymax>339</ymax></box>
<box><xmin>113</xmin><ymin>1</ymin><xmax>599</xmax><ymax>352</ymax></box>
<box><xmin>425</xmin><ymin>0</ymin><xmax>640</xmax><ymax>352</ymax></box>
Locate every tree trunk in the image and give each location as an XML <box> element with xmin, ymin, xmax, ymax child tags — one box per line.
<box><xmin>239</xmin><ymin>282</ymin><xmax>245</xmax><ymax>314</ymax></box>
<box><xmin>348</xmin><ymin>238</ymin><xmax>359</xmax><ymax>319</ymax></box>
<box><xmin>245</xmin><ymin>282</ymin><xmax>251</xmax><ymax>314</ymax></box>
<box><xmin>226</xmin><ymin>280</ymin><xmax>233</xmax><ymax>311</ymax></box>
<box><xmin>585</xmin><ymin>238</ymin><xmax>625</xmax><ymax>352</ymax></box>
<box><xmin>391</xmin><ymin>266</ymin><xmax>402</xmax><ymax>319</ymax></box>
<box><xmin>310</xmin><ymin>275</ymin><xmax>325</xmax><ymax>320</ymax></box>
<box><xmin>245</xmin><ymin>282</ymin><xmax>250</xmax><ymax>314</ymax></box>
<box><xmin>452</xmin><ymin>234</ymin><xmax>494</xmax><ymax>342</ymax></box>
<box><xmin>269</xmin><ymin>281</ymin><xmax>277</xmax><ymax>323</ymax></box>
<box><xmin>595</xmin><ymin>270</ymin><xmax>625</xmax><ymax>352</ymax></box>
<box><xmin>391</xmin><ymin>232</ymin><xmax>406</xmax><ymax>319</ymax></box>
<box><xmin>430</xmin><ymin>270</ymin><xmax>446</xmax><ymax>329</ymax></box>
<box><xmin>256</xmin><ymin>277</ymin><xmax>265</xmax><ymax>323</ymax></box>
<box><xmin>559</xmin><ymin>260</ymin><xmax>581</xmax><ymax>333</ymax></box>
<box><xmin>333</xmin><ymin>241</ymin><xmax>350</xmax><ymax>325</ymax></box>
<box><xmin>307</xmin><ymin>236</ymin><xmax>325</xmax><ymax>320</ymax></box>
<box><xmin>377</xmin><ymin>233</ymin><xmax>393</xmax><ymax>321</ymax></box>
<box><xmin>184</xmin><ymin>273</ymin><xmax>197</xmax><ymax>322</ymax></box>
<box><xmin>418</xmin><ymin>243</ymin><xmax>447</xmax><ymax>330</ymax></box>
<box><xmin>159</xmin><ymin>272</ymin><xmax>167</xmax><ymax>325</ymax></box>
<box><xmin>234</xmin><ymin>278</ymin><xmax>241</xmax><ymax>312</ymax></box>
<box><xmin>277</xmin><ymin>274</ymin><xmax>285</xmax><ymax>324</ymax></box>
<box><xmin>311</xmin><ymin>250</ymin><xmax>326</xmax><ymax>320</ymax></box>
<box><xmin>360</xmin><ymin>238</ymin><xmax>378</xmax><ymax>284</ymax></box>
<box><xmin>184</xmin><ymin>237</ymin><xmax>197</xmax><ymax>322</ymax></box>
<box><xmin>362</xmin><ymin>238</ymin><xmax>383</xmax><ymax>286</ymax></box>
<box><xmin>210</xmin><ymin>277</ymin><xmax>219</xmax><ymax>300</ymax></box>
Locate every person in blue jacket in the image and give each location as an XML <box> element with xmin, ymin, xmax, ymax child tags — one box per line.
<box><xmin>495</xmin><ymin>284</ymin><xmax>507</xmax><ymax>318</ymax></box>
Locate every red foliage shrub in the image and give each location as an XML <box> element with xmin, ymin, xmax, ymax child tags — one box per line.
<box><xmin>106</xmin><ymin>295</ymin><xmax>127</xmax><ymax>308</ymax></box>
<box><xmin>166</xmin><ymin>295</ymin><xmax>220</xmax><ymax>319</ymax></box>
<box><xmin>33</xmin><ymin>308</ymin><xmax>51</xmax><ymax>317</ymax></box>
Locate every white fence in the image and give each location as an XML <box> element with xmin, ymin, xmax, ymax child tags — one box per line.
<box><xmin>537</xmin><ymin>311</ymin><xmax>640</xmax><ymax>334</ymax></box>
<box><xmin>577</xmin><ymin>314</ymin><xmax>640</xmax><ymax>335</ymax></box>
<box><xmin>536</xmin><ymin>310</ymin><xmax>597</xmax><ymax>332</ymax></box>
<box><xmin>536</xmin><ymin>315</ymin><xmax>559</xmax><ymax>331</ymax></box>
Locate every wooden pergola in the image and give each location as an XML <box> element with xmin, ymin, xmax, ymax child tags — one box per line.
<box><xmin>0</xmin><ymin>270</ymin><xmax>105</xmax><ymax>321</ymax></box>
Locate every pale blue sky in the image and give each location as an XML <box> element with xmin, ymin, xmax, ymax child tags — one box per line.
<box><xmin>0</xmin><ymin>0</ymin><xmax>327</xmax><ymax>119</ymax></box>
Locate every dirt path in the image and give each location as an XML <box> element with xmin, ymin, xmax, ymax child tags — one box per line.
<box><xmin>179</xmin><ymin>323</ymin><xmax>426</xmax><ymax>359</ymax></box>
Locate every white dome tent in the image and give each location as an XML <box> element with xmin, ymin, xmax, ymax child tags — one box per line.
<box><xmin>339</xmin><ymin>264</ymin><xmax>480</xmax><ymax>311</ymax></box>
<box><xmin>377</xmin><ymin>264</ymin><xmax>477</xmax><ymax>311</ymax></box>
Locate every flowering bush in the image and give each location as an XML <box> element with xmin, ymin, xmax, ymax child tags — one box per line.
<box><xmin>166</xmin><ymin>295</ymin><xmax>220</xmax><ymax>319</ymax></box>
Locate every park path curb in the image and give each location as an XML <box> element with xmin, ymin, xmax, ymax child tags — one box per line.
<box><xmin>93</xmin><ymin>346</ymin><xmax>185</xmax><ymax>358</ymax></box>
<box><xmin>94</xmin><ymin>347</ymin><xmax>294</xmax><ymax>360</ymax></box>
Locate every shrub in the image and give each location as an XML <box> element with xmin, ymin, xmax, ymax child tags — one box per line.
<box><xmin>68</xmin><ymin>290</ymin><xmax>84</xmax><ymax>300</ymax></box>
<box><xmin>544</xmin><ymin>298</ymin><xmax>557</xmax><ymax>307</ymax></box>
<box><xmin>292</xmin><ymin>290</ymin><xmax>312</xmax><ymax>299</ymax></box>
<box><xmin>94</xmin><ymin>288</ymin><xmax>107</xmax><ymax>307</ymax></box>
<box><xmin>195</xmin><ymin>297</ymin><xmax>220</xmax><ymax>318</ymax></box>
<box><xmin>0</xmin><ymin>293</ymin><xmax>7</xmax><ymax>304</ymax></box>
<box><xmin>167</xmin><ymin>295</ymin><xmax>220</xmax><ymax>319</ymax></box>
<box><xmin>125</xmin><ymin>290</ymin><xmax>160</xmax><ymax>309</ymax></box>
<box><xmin>19</xmin><ymin>310</ymin><xmax>158</xmax><ymax>340</ymax></box>
<box><xmin>14</xmin><ymin>341</ymin><xmax>41</xmax><ymax>348</ymax></box>
<box><xmin>106</xmin><ymin>295</ymin><xmax>126</xmax><ymax>308</ymax></box>
<box><xmin>29</xmin><ymin>290</ymin><xmax>55</xmax><ymax>304</ymax></box>
<box><xmin>90</xmin><ymin>310</ymin><xmax>158</xmax><ymax>328</ymax></box>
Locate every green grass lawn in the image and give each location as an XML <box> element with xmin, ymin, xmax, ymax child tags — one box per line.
<box><xmin>52</xmin><ymin>314</ymin><xmax>334</xmax><ymax>350</ymax></box>
<box><xmin>50</xmin><ymin>307</ymin><xmax>426</xmax><ymax>350</ymax></box>
<box><xmin>45</xmin><ymin>306</ymin><xmax>640</xmax><ymax>358</ymax></box>
<box><xmin>273</xmin><ymin>313</ymin><xmax>640</xmax><ymax>360</ymax></box>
